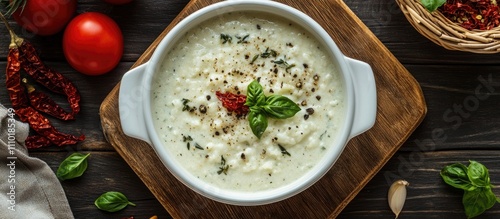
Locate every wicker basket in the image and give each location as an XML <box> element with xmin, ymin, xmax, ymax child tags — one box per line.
<box><xmin>396</xmin><ymin>0</ymin><xmax>500</xmax><ymax>54</ymax></box>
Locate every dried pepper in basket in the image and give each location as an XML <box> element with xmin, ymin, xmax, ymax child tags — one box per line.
<box><xmin>423</xmin><ymin>0</ymin><xmax>500</xmax><ymax>30</ymax></box>
<box><xmin>439</xmin><ymin>0</ymin><xmax>500</xmax><ymax>30</ymax></box>
<box><xmin>1</xmin><ymin>13</ymin><xmax>84</xmax><ymax>149</ymax></box>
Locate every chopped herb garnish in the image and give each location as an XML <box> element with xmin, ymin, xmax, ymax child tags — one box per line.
<box><xmin>181</xmin><ymin>98</ymin><xmax>192</xmax><ymax>111</ymax></box>
<box><xmin>261</xmin><ymin>47</ymin><xmax>277</xmax><ymax>58</ymax></box>
<box><xmin>236</xmin><ymin>34</ymin><xmax>249</xmax><ymax>44</ymax></box>
<box><xmin>217</xmin><ymin>155</ymin><xmax>229</xmax><ymax>175</ymax></box>
<box><xmin>286</xmin><ymin>64</ymin><xmax>296</xmax><ymax>72</ymax></box>
<box><xmin>278</xmin><ymin>144</ymin><xmax>291</xmax><ymax>156</ymax></box>
<box><xmin>250</xmin><ymin>48</ymin><xmax>278</xmax><ymax>65</ymax></box>
<box><xmin>319</xmin><ymin>131</ymin><xmax>327</xmax><ymax>140</ymax></box>
<box><xmin>220</xmin><ymin>34</ymin><xmax>232</xmax><ymax>44</ymax></box>
<box><xmin>250</xmin><ymin>54</ymin><xmax>259</xmax><ymax>64</ymax></box>
<box><xmin>273</xmin><ymin>59</ymin><xmax>285</xmax><ymax>65</ymax></box>
<box><xmin>182</xmin><ymin>135</ymin><xmax>193</xmax><ymax>142</ymax></box>
<box><xmin>194</xmin><ymin>143</ymin><xmax>204</xmax><ymax>150</ymax></box>
<box><xmin>183</xmin><ymin>135</ymin><xmax>194</xmax><ymax>150</ymax></box>
<box><xmin>273</xmin><ymin>58</ymin><xmax>295</xmax><ymax>72</ymax></box>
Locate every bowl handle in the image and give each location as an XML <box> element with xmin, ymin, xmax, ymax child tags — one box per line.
<box><xmin>345</xmin><ymin>57</ymin><xmax>377</xmax><ymax>140</ymax></box>
<box><xmin>118</xmin><ymin>63</ymin><xmax>152</xmax><ymax>144</ymax></box>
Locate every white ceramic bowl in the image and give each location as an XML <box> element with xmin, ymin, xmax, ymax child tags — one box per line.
<box><xmin>118</xmin><ymin>0</ymin><xmax>376</xmax><ymax>206</ymax></box>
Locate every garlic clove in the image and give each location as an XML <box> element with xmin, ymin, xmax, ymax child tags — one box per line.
<box><xmin>388</xmin><ymin>179</ymin><xmax>409</xmax><ymax>219</ymax></box>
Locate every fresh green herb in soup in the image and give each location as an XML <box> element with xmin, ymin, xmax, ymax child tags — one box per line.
<box><xmin>245</xmin><ymin>80</ymin><xmax>301</xmax><ymax>138</ymax></box>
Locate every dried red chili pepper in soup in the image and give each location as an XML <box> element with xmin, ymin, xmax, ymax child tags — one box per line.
<box><xmin>216</xmin><ymin>91</ymin><xmax>249</xmax><ymax>115</ymax></box>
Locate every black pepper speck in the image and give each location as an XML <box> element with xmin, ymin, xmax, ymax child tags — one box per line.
<box><xmin>306</xmin><ymin>108</ymin><xmax>315</xmax><ymax>115</ymax></box>
<box><xmin>199</xmin><ymin>105</ymin><xmax>207</xmax><ymax>114</ymax></box>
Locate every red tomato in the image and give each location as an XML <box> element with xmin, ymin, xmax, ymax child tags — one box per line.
<box><xmin>103</xmin><ymin>0</ymin><xmax>133</xmax><ymax>5</ymax></box>
<box><xmin>63</xmin><ymin>12</ymin><xmax>124</xmax><ymax>76</ymax></box>
<box><xmin>12</xmin><ymin>0</ymin><xmax>77</xmax><ymax>36</ymax></box>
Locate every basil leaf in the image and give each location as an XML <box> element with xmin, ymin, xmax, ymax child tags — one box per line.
<box><xmin>248</xmin><ymin>111</ymin><xmax>268</xmax><ymax>139</ymax></box>
<box><xmin>94</xmin><ymin>191</ymin><xmax>136</xmax><ymax>212</ymax></box>
<box><xmin>468</xmin><ymin>160</ymin><xmax>490</xmax><ymax>187</ymax></box>
<box><xmin>420</xmin><ymin>0</ymin><xmax>446</xmax><ymax>12</ymax></box>
<box><xmin>262</xmin><ymin>95</ymin><xmax>301</xmax><ymax>119</ymax></box>
<box><xmin>440</xmin><ymin>163</ymin><xmax>476</xmax><ymax>191</ymax></box>
<box><xmin>56</xmin><ymin>153</ymin><xmax>90</xmax><ymax>181</ymax></box>
<box><xmin>250</xmin><ymin>105</ymin><xmax>263</xmax><ymax>114</ymax></box>
<box><xmin>244</xmin><ymin>80</ymin><xmax>301</xmax><ymax>138</ymax></box>
<box><xmin>463</xmin><ymin>187</ymin><xmax>497</xmax><ymax>219</ymax></box>
<box><xmin>245</xmin><ymin>80</ymin><xmax>265</xmax><ymax>107</ymax></box>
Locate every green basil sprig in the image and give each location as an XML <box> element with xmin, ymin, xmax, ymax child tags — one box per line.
<box><xmin>56</xmin><ymin>153</ymin><xmax>90</xmax><ymax>181</ymax></box>
<box><xmin>420</xmin><ymin>0</ymin><xmax>446</xmax><ymax>12</ymax></box>
<box><xmin>94</xmin><ymin>191</ymin><xmax>136</xmax><ymax>212</ymax></box>
<box><xmin>245</xmin><ymin>80</ymin><xmax>300</xmax><ymax>138</ymax></box>
<box><xmin>441</xmin><ymin>160</ymin><xmax>500</xmax><ymax>218</ymax></box>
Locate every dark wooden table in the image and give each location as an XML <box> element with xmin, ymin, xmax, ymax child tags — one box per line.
<box><xmin>1</xmin><ymin>0</ymin><xmax>500</xmax><ymax>218</ymax></box>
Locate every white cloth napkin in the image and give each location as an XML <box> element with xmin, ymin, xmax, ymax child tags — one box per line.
<box><xmin>0</xmin><ymin>104</ymin><xmax>74</xmax><ymax>219</ymax></box>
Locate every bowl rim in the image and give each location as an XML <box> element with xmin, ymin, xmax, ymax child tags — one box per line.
<box><xmin>138</xmin><ymin>0</ymin><xmax>356</xmax><ymax>206</ymax></box>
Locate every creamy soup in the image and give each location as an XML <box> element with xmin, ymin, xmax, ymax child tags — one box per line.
<box><xmin>151</xmin><ymin>11</ymin><xmax>345</xmax><ymax>192</ymax></box>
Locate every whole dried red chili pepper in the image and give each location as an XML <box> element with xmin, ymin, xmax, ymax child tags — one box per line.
<box><xmin>15</xmin><ymin>107</ymin><xmax>84</xmax><ymax>148</ymax></box>
<box><xmin>5</xmin><ymin>39</ymin><xmax>29</xmax><ymax>110</ymax></box>
<box><xmin>1</xmin><ymin>12</ymin><xmax>84</xmax><ymax>148</ymax></box>
<box><xmin>22</xmin><ymin>78</ymin><xmax>74</xmax><ymax>120</ymax></box>
<box><xmin>25</xmin><ymin>135</ymin><xmax>52</xmax><ymax>149</ymax></box>
<box><xmin>18</xmin><ymin>41</ymin><xmax>65</xmax><ymax>93</ymax></box>
<box><xmin>18</xmin><ymin>40</ymin><xmax>81</xmax><ymax>116</ymax></box>
<box><xmin>216</xmin><ymin>91</ymin><xmax>249</xmax><ymax>115</ymax></box>
<box><xmin>0</xmin><ymin>13</ymin><xmax>80</xmax><ymax>116</ymax></box>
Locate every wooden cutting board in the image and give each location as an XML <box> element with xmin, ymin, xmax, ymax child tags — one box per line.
<box><xmin>100</xmin><ymin>0</ymin><xmax>427</xmax><ymax>218</ymax></box>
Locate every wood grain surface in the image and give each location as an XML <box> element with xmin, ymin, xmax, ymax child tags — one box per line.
<box><xmin>99</xmin><ymin>0</ymin><xmax>426</xmax><ymax>218</ymax></box>
<box><xmin>2</xmin><ymin>0</ymin><xmax>500</xmax><ymax>218</ymax></box>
